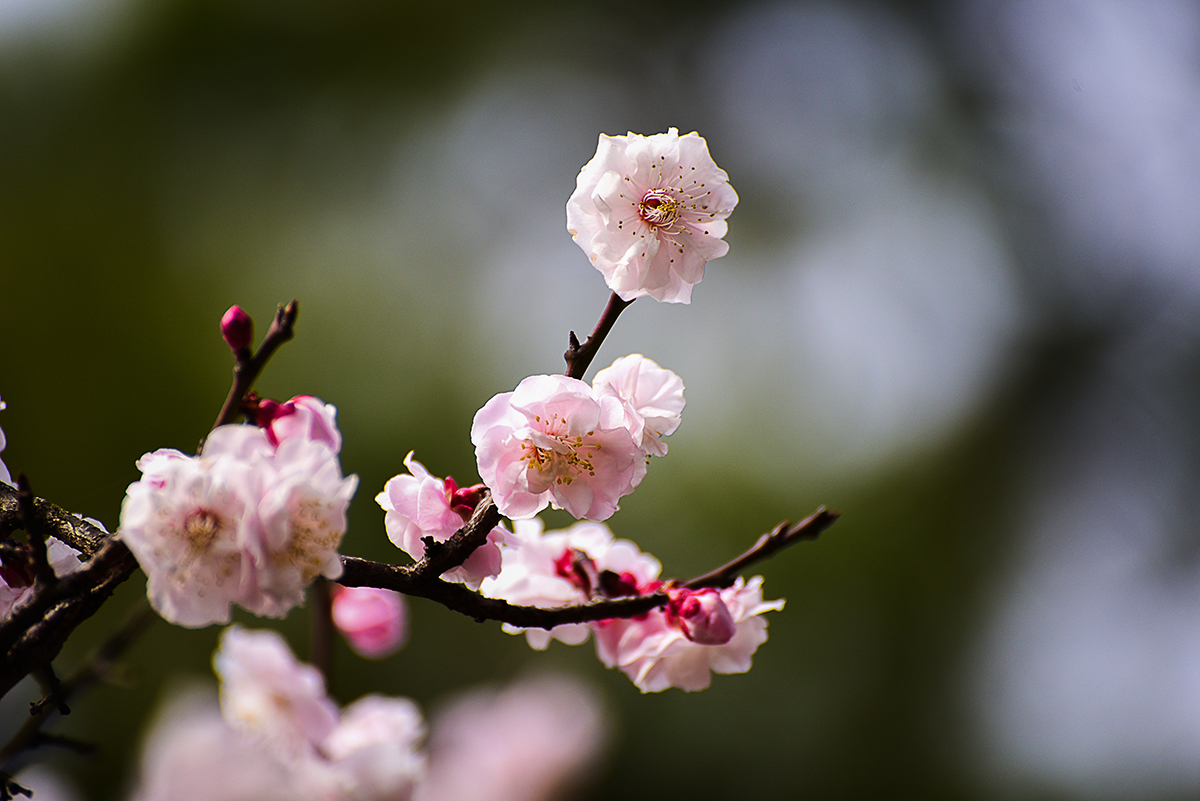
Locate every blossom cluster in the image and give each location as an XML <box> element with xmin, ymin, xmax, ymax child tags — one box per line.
<box><xmin>129</xmin><ymin>626</ymin><xmax>603</xmax><ymax>801</ymax></box>
<box><xmin>480</xmin><ymin>518</ymin><xmax>782</xmax><ymax>692</ymax></box>
<box><xmin>119</xmin><ymin>397</ymin><xmax>357</xmax><ymax>627</ymax></box>
<box><xmin>470</xmin><ymin>354</ymin><xmax>683</xmax><ymax>521</ymax></box>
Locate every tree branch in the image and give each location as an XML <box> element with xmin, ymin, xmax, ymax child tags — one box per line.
<box><xmin>563</xmin><ymin>292</ymin><xmax>633</xmax><ymax>380</ymax></box>
<box><xmin>337</xmin><ymin>507</ymin><xmax>837</xmax><ymax>630</ymax></box>
<box><xmin>211</xmin><ymin>300</ymin><xmax>299</xmax><ymax>431</ymax></box>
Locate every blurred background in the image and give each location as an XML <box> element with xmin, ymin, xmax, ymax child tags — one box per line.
<box><xmin>3</xmin><ymin>0</ymin><xmax>1200</xmax><ymax>798</ymax></box>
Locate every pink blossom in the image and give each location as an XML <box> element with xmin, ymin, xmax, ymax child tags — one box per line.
<box><xmin>323</xmin><ymin>695</ymin><xmax>426</xmax><ymax>800</ymax></box>
<box><xmin>244</xmin><ymin>436</ymin><xmax>357</xmax><ymax>618</ymax></box>
<box><xmin>256</xmin><ymin>395</ymin><xmax>343</xmax><ymax>453</ymax></box>
<box><xmin>480</xmin><ymin>518</ymin><xmax>660</xmax><ymax>650</ymax></box>
<box><xmin>136</xmin><ymin>638</ymin><xmax>427</xmax><ymax>801</ymax></box>
<box><xmin>330</xmin><ymin>585</ymin><xmax>408</xmax><ymax>659</ymax></box>
<box><xmin>130</xmin><ymin>691</ymin><xmax>302</xmax><ymax>801</ymax></box>
<box><xmin>213</xmin><ymin>626</ymin><xmax>340</xmax><ymax>759</ymax></box>
<box><xmin>376</xmin><ymin>453</ymin><xmax>506</xmax><ymax>589</ymax></box>
<box><xmin>566</xmin><ymin>128</ymin><xmax>738</xmax><ymax>304</ymax></box>
<box><xmin>471</xmin><ymin>374</ymin><xmax>645</xmax><ymax>521</ymax></box>
<box><xmin>591</xmin><ymin>354</ymin><xmax>685</xmax><ymax>457</ymax></box>
<box><xmin>119</xmin><ymin>423</ymin><xmax>356</xmax><ymax>627</ymax></box>
<box><xmin>417</xmin><ymin>676</ymin><xmax>606</xmax><ymax>801</ymax></box>
<box><xmin>593</xmin><ymin>576</ymin><xmax>784</xmax><ymax>693</ymax></box>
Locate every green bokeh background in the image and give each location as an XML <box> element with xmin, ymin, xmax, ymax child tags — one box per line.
<box><xmin>4</xmin><ymin>1</ymin><xmax>1199</xmax><ymax>799</ymax></box>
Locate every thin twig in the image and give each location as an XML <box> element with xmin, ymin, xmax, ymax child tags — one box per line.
<box><xmin>564</xmin><ymin>292</ymin><xmax>633</xmax><ymax>380</ymax></box>
<box><xmin>211</xmin><ymin>300</ymin><xmax>299</xmax><ymax>432</ymax></box>
<box><xmin>310</xmin><ymin>579</ymin><xmax>334</xmax><ymax>687</ymax></box>
<box><xmin>683</xmin><ymin>507</ymin><xmax>840</xmax><ymax>589</ymax></box>
<box><xmin>337</xmin><ymin>507</ymin><xmax>837</xmax><ymax>630</ymax></box>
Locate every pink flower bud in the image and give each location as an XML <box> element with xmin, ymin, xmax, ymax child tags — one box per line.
<box><xmin>667</xmin><ymin>587</ymin><xmax>736</xmax><ymax>645</ymax></box>
<box><xmin>220</xmin><ymin>306</ymin><xmax>254</xmax><ymax>354</ymax></box>
<box><xmin>330</xmin><ymin>586</ymin><xmax>407</xmax><ymax>659</ymax></box>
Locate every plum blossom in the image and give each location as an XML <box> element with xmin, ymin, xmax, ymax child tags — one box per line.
<box><xmin>0</xmin><ymin>396</ymin><xmax>10</xmax><ymax>487</ymax></box>
<box><xmin>480</xmin><ymin>518</ymin><xmax>661</xmax><ymax>650</ymax></box>
<box><xmin>255</xmin><ymin>395</ymin><xmax>342</xmax><ymax>453</ymax></box>
<box><xmin>591</xmin><ymin>354</ymin><xmax>685</xmax><ymax>457</ymax></box>
<box><xmin>323</xmin><ymin>695</ymin><xmax>426</xmax><ymax>801</ymax></box>
<box><xmin>471</xmin><ymin>374</ymin><xmax>645</xmax><ymax>521</ymax></box>
<box><xmin>214</xmin><ymin>626</ymin><xmax>340</xmax><ymax>759</ymax></box>
<box><xmin>330</xmin><ymin>585</ymin><xmax>408</xmax><ymax>658</ymax></box>
<box><xmin>136</xmin><ymin>629</ymin><xmax>426</xmax><ymax>801</ymax></box>
<box><xmin>593</xmin><ymin>576</ymin><xmax>784</xmax><ymax>693</ymax></box>
<box><xmin>417</xmin><ymin>675</ymin><xmax>606</xmax><ymax>801</ymax></box>
<box><xmin>130</xmin><ymin>690</ymin><xmax>300</xmax><ymax>801</ymax></box>
<box><xmin>566</xmin><ymin>128</ymin><xmax>738</xmax><ymax>304</ymax></box>
<box><xmin>376</xmin><ymin>453</ymin><xmax>505</xmax><ymax>589</ymax></box>
<box><xmin>119</xmin><ymin>421</ymin><xmax>356</xmax><ymax>628</ymax></box>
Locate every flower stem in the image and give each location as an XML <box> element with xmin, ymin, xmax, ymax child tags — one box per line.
<box><xmin>563</xmin><ymin>292</ymin><xmax>633</xmax><ymax>380</ymax></box>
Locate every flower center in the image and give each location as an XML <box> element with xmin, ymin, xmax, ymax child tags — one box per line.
<box><xmin>637</xmin><ymin>189</ymin><xmax>680</xmax><ymax>228</ymax></box>
<box><xmin>182</xmin><ymin>509</ymin><xmax>222</xmax><ymax>554</ymax></box>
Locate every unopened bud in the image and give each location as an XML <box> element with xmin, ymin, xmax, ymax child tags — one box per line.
<box><xmin>220</xmin><ymin>306</ymin><xmax>254</xmax><ymax>354</ymax></box>
<box><xmin>667</xmin><ymin>587</ymin><xmax>736</xmax><ymax>645</ymax></box>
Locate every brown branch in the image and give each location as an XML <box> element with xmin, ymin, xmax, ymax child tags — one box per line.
<box><xmin>337</xmin><ymin>507</ymin><xmax>837</xmax><ymax>630</ymax></box>
<box><xmin>0</xmin><ymin>483</ymin><xmax>109</xmax><ymax>557</ymax></box>
<box><xmin>0</xmin><ymin>538</ymin><xmax>140</xmax><ymax>698</ymax></box>
<box><xmin>2</xmin><ymin>601</ymin><xmax>154</xmax><ymax>774</ymax></box>
<box><xmin>211</xmin><ymin>300</ymin><xmax>299</xmax><ymax>432</ymax></box>
<box><xmin>683</xmin><ymin>507</ymin><xmax>840</xmax><ymax>589</ymax></box>
<box><xmin>564</xmin><ymin>292</ymin><xmax>633</xmax><ymax>380</ymax></box>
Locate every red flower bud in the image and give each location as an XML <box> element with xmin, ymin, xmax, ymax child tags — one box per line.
<box><xmin>220</xmin><ymin>305</ymin><xmax>254</xmax><ymax>354</ymax></box>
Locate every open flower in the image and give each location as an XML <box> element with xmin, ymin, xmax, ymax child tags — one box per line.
<box><xmin>471</xmin><ymin>375</ymin><xmax>645</xmax><ymax>521</ymax></box>
<box><xmin>566</xmin><ymin>128</ymin><xmax>738</xmax><ymax>304</ymax></box>
<box><xmin>119</xmin><ymin>422</ymin><xmax>356</xmax><ymax>628</ymax></box>
<box><xmin>376</xmin><ymin>453</ymin><xmax>506</xmax><ymax>589</ymax></box>
<box><xmin>591</xmin><ymin>354</ymin><xmax>685</xmax><ymax>457</ymax></box>
<box><xmin>480</xmin><ymin>518</ymin><xmax>661</xmax><ymax>650</ymax></box>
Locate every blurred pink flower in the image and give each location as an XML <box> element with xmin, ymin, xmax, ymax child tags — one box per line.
<box><xmin>417</xmin><ymin>675</ymin><xmax>606</xmax><ymax>801</ymax></box>
<box><xmin>213</xmin><ymin>626</ymin><xmax>340</xmax><ymax>759</ymax></box>
<box><xmin>471</xmin><ymin>374</ymin><xmax>645</xmax><ymax>521</ymax></box>
<box><xmin>566</xmin><ymin>128</ymin><xmax>738</xmax><ymax>304</ymax></box>
<box><xmin>376</xmin><ymin>452</ymin><xmax>506</xmax><ymax>589</ymax></box>
<box><xmin>330</xmin><ymin>585</ymin><xmax>408</xmax><ymax>659</ymax></box>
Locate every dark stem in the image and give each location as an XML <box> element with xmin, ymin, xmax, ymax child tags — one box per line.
<box><xmin>563</xmin><ymin>292</ymin><xmax>633</xmax><ymax>380</ymax></box>
<box><xmin>15</xmin><ymin>476</ymin><xmax>54</xmax><ymax>586</ymax></box>
<box><xmin>337</xmin><ymin>506</ymin><xmax>837</xmax><ymax>630</ymax></box>
<box><xmin>1</xmin><ymin>601</ymin><xmax>154</xmax><ymax>774</ymax></box>
<box><xmin>211</xmin><ymin>300</ymin><xmax>299</xmax><ymax>432</ymax></box>
<box><xmin>309</xmin><ymin>579</ymin><xmax>334</xmax><ymax>688</ymax></box>
<box><xmin>683</xmin><ymin>507</ymin><xmax>840</xmax><ymax>589</ymax></box>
